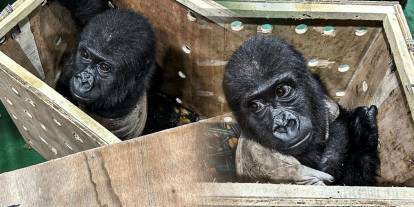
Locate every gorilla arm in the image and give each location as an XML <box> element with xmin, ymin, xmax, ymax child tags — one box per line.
<box><xmin>318</xmin><ymin>118</ymin><xmax>349</xmax><ymax>180</ymax></box>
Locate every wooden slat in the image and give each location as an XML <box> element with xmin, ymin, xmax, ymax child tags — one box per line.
<box><xmin>2</xmin><ymin>116</ymin><xmax>413</xmax><ymax>206</ymax></box>
<box><xmin>339</xmin><ymin>29</ymin><xmax>390</xmax><ymax>107</ymax></box>
<box><xmin>383</xmin><ymin>14</ymin><xmax>414</xmax><ymax>124</ymax></box>
<box><xmin>0</xmin><ymin>52</ymin><xmax>120</xmax><ymax>160</ymax></box>
<box><xmin>28</xmin><ymin>2</ymin><xmax>79</xmax><ymax>87</ymax></box>
<box><xmin>0</xmin><ymin>34</ymin><xmax>39</xmax><ymax>78</ymax></box>
<box><xmin>198</xmin><ymin>183</ymin><xmax>414</xmax><ymax>206</ymax></box>
<box><xmin>179</xmin><ymin>0</ymin><xmax>394</xmax><ymax>20</ymax></box>
<box><xmin>0</xmin><ymin>122</ymin><xmax>208</xmax><ymax>206</ymax></box>
<box><xmin>0</xmin><ymin>0</ymin><xmax>43</xmax><ymax>38</ymax></box>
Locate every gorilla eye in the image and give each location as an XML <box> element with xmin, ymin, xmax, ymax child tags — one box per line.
<box><xmin>99</xmin><ymin>63</ymin><xmax>111</xmax><ymax>73</ymax></box>
<box><xmin>80</xmin><ymin>48</ymin><xmax>90</xmax><ymax>59</ymax></box>
<box><xmin>248</xmin><ymin>100</ymin><xmax>265</xmax><ymax>113</ymax></box>
<box><xmin>275</xmin><ymin>84</ymin><xmax>292</xmax><ymax>98</ymax></box>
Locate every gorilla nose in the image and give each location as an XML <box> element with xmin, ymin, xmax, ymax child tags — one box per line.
<box><xmin>272</xmin><ymin>111</ymin><xmax>298</xmax><ymax>135</ymax></box>
<box><xmin>79</xmin><ymin>72</ymin><xmax>93</xmax><ymax>84</ymax></box>
<box><xmin>273</xmin><ymin>119</ymin><xmax>296</xmax><ymax>133</ymax></box>
<box><xmin>75</xmin><ymin>71</ymin><xmax>94</xmax><ymax>92</ymax></box>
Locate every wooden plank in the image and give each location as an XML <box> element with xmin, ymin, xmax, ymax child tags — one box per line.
<box><xmin>0</xmin><ymin>122</ymin><xmax>208</xmax><ymax>206</ymax></box>
<box><xmin>383</xmin><ymin>14</ymin><xmax>414</xmax><ymax>125</ymax></box>
<box><xmin>198</xmin><ymin>183</ymin><xmax>414</xmax><ymax>206</ymax></box>
<box><xmin>0</xmin><ymin>52</ymin><xmax>120</xmax><ymax>160</ymax></box>
<box><xmin>0</xmin><ymin>0</ymin><xmax>43</xmax><ymax>38</ymax></box>
<box><xmin>113</xmin><ymin>0</ymin><xmax>232</xmax><ymax>116</ymax></box>
<box><xmin>114</xmin><ymin>0</ymin><xmax>385</xmax><ymax>116</ymax></box>
<box><xmin>1</xmin><ymin>116</ymin><xmax>413</xmax><ymax>206</ymax></box>
<box><xmin>28</xmin><ymin>2</ymin><xmax>78</xmax><ymax>87</ymax></box>
<box><xmin>339</xmin><ymin>29</ymin><xmax>390</xmax><ymax>107</ymax></box>
<box><xmin>0</xmin><ymin>34</ymin><xmax>39</xmax><ymax>78</ymax></box>
<box><xmin>376</xmin><ymin>86</ymin><xmax>414</xmax><ymax>186</ymax></box>
<box><xmin>178</xmin><ymin>0</ymin><xmax>394</xmax><ymax>21</ymax></box>
<box><xmin>222</xmin><ymin>21</ymin><xmax>381</xmax><ymax>100</ymax></box>
<box><xmin>336</xmin><ymin>26</ymin><xmax>414</xmax><ymax>186</ymax></box>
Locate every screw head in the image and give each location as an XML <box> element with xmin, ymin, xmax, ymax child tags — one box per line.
<box><xmin>307</xmin><ymin>58</ymin><xmax>319</xmax><ymax>67</ymax></box>
<box><xmin>260</xmin><ymin>24</ymin><xmax>273</xmax><ymax>33</ymax></box>
<box><xmin>355</xmin><ymin>26</ymin><xmax>368</xmax><ymax>36</ymax></box>
<box><xmin>295</xmin><ymin>24</ymin><xmax>308</xmax><ymax>34</ymax></box>
<box><xmin>323</xmin><ymin>26</ymin><xmax>335</xmax><ymax>35</ymax></box>
<box><xmin>338</xmin><ymin>64</ymin><xmax>350</xmax><ymax>72</ymax></box>
<box><xmin>230</xmin><ymin>21</ymin><xmax>244</xmax><ymax>31</ymax></box>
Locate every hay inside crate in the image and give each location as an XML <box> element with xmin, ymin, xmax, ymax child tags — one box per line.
<box><xmin>0</xmin><ymin>0</ymin><xmax>414</xmax><ymax>206</ymax></box>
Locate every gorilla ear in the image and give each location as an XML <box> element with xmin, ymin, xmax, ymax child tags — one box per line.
<box><xmin>324</xmin><ymin>96</ymin><xmax>339</xmax><ymax>123</ymax></box>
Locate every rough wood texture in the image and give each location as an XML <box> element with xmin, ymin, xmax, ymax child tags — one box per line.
<box><xmin>223</xmin><ymin>20</ymin><xmax>381</xmax><ymax>101</ymax></box>
<box><xmin>113</xmin><ymin>0</ymin><xmax>383</xmax><ymax>115</ymax></box>
<box><xmin>0</xmin><ymin>0</ymin><xmax>43</xmax><ymax>38</ymax></box>
<box><xmin>0</xmin><ymin>34</ymin><xmax>39</xmax><ymax>77</ymax></box>
<box><xmin>383</xmin><ymin>13</ymin><xmax>414</xmax><ymax>123</ymax></box>
<box><xmin>1</xmin><ymin>2</ymin><xmax>78</xmax><ymax>87</ymax></box>
<box><xmin>210</xmin><ymin>0</ymin><xmax>394</xmax><ymax>20</ymax></box>
<box><xmin>1</xmin><ymin>117</ymin><xmax>413</xmax><ymax>206</ymax></box>
<box><xmin>0</xmin><ymin>122</ymin><xmax>207</xmax><ymax>207</ymax></box>
<box><xmin>28</xmin><ymin>2</ymin><xmax>78</xmax><ymax>87</ymax></box>
<box><xmin>336</xmin><ymin>29</ymin><xmax>414</xmax><ymax>185</ymax></box>
<box><xmin>339</xmin><ymin>29</ymin><xmax>391</xmax><ymax>107</ymax></box>
<box><xmin>198</xmin><ymin>183</ymin><xmax>414</xmax><ymax>206</ymax></box>
<box><xmin>0</xmin><ymin>52</ymin><xmax>120</xmax><ymax>160</ymax></box>
<box><xmin>113</xmin><ymin>0</ymin><xmax>230</xmax><ymax>117</ymax></box>
<box><xmin>376</xmin><ymin>86</ymin><xmax>414</xmax><ymax>186</ymax></box>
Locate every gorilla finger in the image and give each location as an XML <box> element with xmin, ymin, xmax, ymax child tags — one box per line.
<box><xmin>368</xmin><ymin>105</ymin><xmax>378</xmax><ymax>117</ymax></box>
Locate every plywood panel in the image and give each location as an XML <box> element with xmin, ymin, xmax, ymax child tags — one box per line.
<box><xmin>113</xmin><ymin>0</ymin><xmax>230</xmax><ymax>117</ymax></box>
<box><xmin>0</xmin><ymin>122</ymin><xmax>208</xmax><ymax>206</ymax></box>
<box><xmin>0</xmin><ymin>34</ymin><xmax>39</xmax><ymax>77</ymax></box>
<box><xmin>339</xmin><ymin>29</ymin><xmax>391</xmax><ymax>107</ymax></box>
<box><xmin>29</xmin><ymin>2</ymin><xmax>78</xmax><ymax>87</ymax></box>
<box><xmin>113</xmin><ymin>0</ymin><xmax>383</xmax><ymax>115</ymax></box>
<box><xmin>199</xmin><ymin>183</ymin><xmax>414</xmax><ymax>206</ymax></box>
<box><xmin>376</xmin><ymin>86</ymin><xmax>414</xmax><ymax>186</ymax></box>
<box><xmin>1</xmin><ymin>116</ymin><xmax>413</xmax><ymax>206</ymax></box>
<box><xmin>337</xmin><ymin>29</ymin><xmax>414</xmax><ymax>186</ymax></box>
<box><xmin>224</xmin><ymin>20</ymin><xmax>382</xmax><ymax>100</ymax></box>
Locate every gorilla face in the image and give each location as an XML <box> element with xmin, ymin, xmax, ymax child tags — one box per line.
<box><xmin>242</xmin><ymin>72</ymin><xmax>314</xmax><ymax>150</ymax></box>
<box><xmin>223</xmin><ymin>35</ymin><xmax>327</xmax><ymax>155</ymax></box>
<box><xmin>68</xmin><ymin>9</ymin><xmax>155</xmax><ymax>110</ymax></box>
<box><xmin>70</xmin><ymin>45</ymin><xmax>119</xmax><ymax>103</ymax></box>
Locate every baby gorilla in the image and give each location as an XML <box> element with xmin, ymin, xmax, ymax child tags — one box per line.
<box><xmin>223</xmin><ymin>35</ymin><xmax>379</xmax><ymax>186</ymax></box>
<box><xmin>57</xmin><ymin>9</ymin><xmax>155</xmax><ymax>140</ymax></box>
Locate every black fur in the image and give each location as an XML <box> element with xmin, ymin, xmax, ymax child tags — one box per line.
<box><xmin>57</xmin><ymin>9</ymin><xmax>155</xmax><ymax>118</ymax></box>
<box><xmin>223</xmin><ymin>35</ymin><xmax>380</xmax><ymax>186</ymax></box>
<box><xmin>57</xmin><ymin>0</ymin><xmax>109</xmax><ymax>26</ymax></box>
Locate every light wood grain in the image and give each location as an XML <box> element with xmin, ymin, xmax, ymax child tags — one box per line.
<box><xmin>198</xmin><ymin>183</ymin><xmax>414</xmax><ymax>206</ymax></box>
<box><xmin>188</xmin><ymin>0</ymin><xmax>394</xmax><ymax>20</ymax></box>
<box><xmin>0</xmin><ymin>0</ymin><xmax>43</xmax><ymax>38</ymax></box>
<box><xmin>383</xmin><ymin>13</ymin><xmax>414</xmax><ymax>124</ymax></box>
<box><xmin>0</xmin><ymin>122</ymin><xmax>208</xmax><ymax>207</ymax></box>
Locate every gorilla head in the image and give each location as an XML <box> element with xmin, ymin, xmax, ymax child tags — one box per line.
<box><xmin>223</xmin><ymin>35</ymin><xmax>327</xmax><ymax>155</ymax></box>
<box><xmin>69</xmin><ymin>9</ymin><xmax>155</xmax><ymax>115</ymax></box>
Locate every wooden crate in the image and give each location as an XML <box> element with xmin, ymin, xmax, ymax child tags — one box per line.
<box><xmin>1</xmin><ymin>0</ymin><xmax>414</xmax><ymax>205</ymax></box>
<box><xmin>0</xmin><ymin>117</ymin><xmax>413</xmax><ymax>206</ymax></box>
